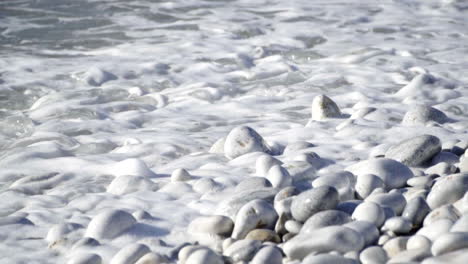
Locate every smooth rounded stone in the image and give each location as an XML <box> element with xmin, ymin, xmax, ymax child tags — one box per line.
<box><xmin>194</xmin><ymin>178</ymin><xmax>222</xmax><ymax>194</ymax></box>
<box><xmin>383</xmin><ymin>217</ymin><xmax>412</xmax><ymax>234</ymax></box>
<box><xmin>385</xmin><ymin>135</ymin><xmax>442</xmax><ymax>167</ymax></box>
<box><xmin>425</xmin><ymin>162</ymin><xmax>456</xmax><ymax>176</ymax></box>
<box><xmin>303</xmin><ymin>253</ymin><xmax>357</xmax><ymax>264</ymax></box>
<box><xmin>283</xmin><ymin>141</ymin><xmax>315</xmax><ymax>156</ymax></box>
<box><xmin>293</xmin><ymin>153</ymin><xmax>322</xmax><ymax>167</ymax></box>
<box><xmin>209</xmin><ymin>137</ymin><xmax>226</xmax><ymax>154</ymax></box>
<box><xmin>402</xmin><ymin>105</ymin><xmax>447</xmax><ymax>125</ymax></box>
<box><xmin>107</xmin><ymin>175</ymin><xmax>155</xmax><ymax>195</ymax></box>
<box><xmin>312</xmin><ymin>171</ymin><xmax>355</xmax><ymax>201</ymax></box>
<box><xmin>245</xmin><ymin>229</ymin><xmax>280</xmax><ymax>243</ymax></box>
<box><xmin>236</xmin><ymin>177</ymin><xmax>271</xmax><ymax>193</ymax></box>
<box><xmin>224</xmin><ymin>126</ymin><xmax>271</xmax><ymax>159</ymax></box>
<box><xmin>407</xmin><ymin>176</ymin><xmax>436</xmax><ymax>188</ymax></box>
<box><xmin>301</xmin><ymin>210</ymin><xmax>352</xmax><ymax>233</ymax></box>
<box><xmin>422</xmin><ymin>249</ymin><xmax>468</xmax><ymax>264</ymax></box>
<box><xmin>431</xmin><ymin>232</ymin><xmax>468</xmax><ymax>256</ymax></box>
<box><xmin>267</xmin><ymin>165</ymin><xmax>292</xmax><ymax>189</ymax></box>
<box><xmin>383</xmin><ymin>236</ymin><xmax>410</xmax><ymax>258</ymax></box>
<box><xmin>416</xmin><ymin>218</ymin><xmax>454</xmax><ymax>242</ymax></box>
<box><xmin>290</xmin><ymin>186</ymin><xmax>339</xmax><ymax>222</ymax></box>
<box><xmin>67</xmin><ymin>253</ymin><xmax>102</xmax><ymax>264</ymax></box>
<box><xmin>110</xmin><ymin>244</ymin><xmax>151</xmax><ymax>264</ymax></box>
<box><xmin>215</xmin><ymin>188</ymin><xmax>277</xmax><ymax>220</ymax></box>
<box><xmin>178</xmin><ymin>245</ymin><xmax>209</xmax><ymax>263</ymax></box>
<box><xmin>134</xmin><ymin>252</ymin><xmax>169</xmax><ymax>264</ymax></box>
<box><xmin>72</xmin><ymin>237</ymin><xmax>100</xmax><ymax>250</ymax></box>
<box><xmin>407</xmin><ymin>235</ymin><xmax>432</xmax><ymax>251</ymax></box>
<box><xmin>344</xmin><ymin>221</ymin><xmax>380</xmax><ymax>246</ymax></box>
<box><xmin>451</xmin><ymin>215</ymin><xmax>468</xmax><ymax>232</ymax></box>
<box><xmin>46</xmin><ymin>223</ymin><xmax>81</xmax><ymax>245</ymax></box>
<box><xmin>459</xmin><ymin>155</ymin><xmax>468</xmax><ymax>172</ymax></box>
<box><xmin>431</xmin><ymin>151</ymin><xmax>459</xmax><ymax>166</ymax></box>
<box><xmin>355</xmin><ymin>174</ymin><xmax>385</xmax><ymax>199</ymax></box>
<box><xmin>366</xmin><ymin>192</ymin><xmax>407</xmax><ymax>215</ymax></box>
<box><xmin>426</xmin><ymin>173</ymin><xmax>468</xmax><ymax>209</ymax></box>
<box><xmin>282</xmin><ymin>233</ymin><xmax>296</xmax><ymax>242</ymax></box>
<box><xmin>388</xmin><ymin>248</ymin><xmax>432</xmax><ymax>263</ymax></box>
<box><xmin>283</xmin><ymin>161</ymin><xmax>317</xmax><ymax>182</ymax></box>
<box><xmin>274</xmin><ymin>186</ymin><xmax>298</xmax><ymax>202</ymax></box>
<box><xmin>402</xmin><ymin>196</ymin><xmax>431</xmax><ymax>227</ymax></box>
<box><xmin>231</xmin><ymin>199</ymin><xmax>278</xmax><ymax>239</ymax></box>
<box><xmin>274</xmin><ymin>212</ymin><xmax>288</xmax><ymax>236</ymax></box>
<box><xmin>311</xmin><ymin>94</ymin><xmax>342</xmax><ymax>121</ymax></box>
<box><xmin>283</xmin><ymin>226</ymin><xmax>364</xmax><ymax>260</ymax></box>
<box><xmin>423</xmin><ymin>204</ymin><xmax>460</xmax><ymax>226</ymax></box>
<box><xmin>360</xmin><ymin>246</ymin><xmax>388</xmax><ymax>264</ymax></box>
<box><xmin>250</xmin><ymin>246</ymin><xmax>282</xmax><ymax>264</ymax></box>
<box><xmin>274</xmin><ymin>198</ymin><xmax>293</xmax><ymax>220</ymax></box>
<box><xmin>346</xmin><ymin>158</ymin><xmax>413</xmax><ymax>189</ymax></box>
<box><xmin>285</xmin><ymin>220</ymin><xmax>303</xmax><ymax>234</ymax></box>
<box><xmin>378</xmin><ymin>234</ymin><xmax>392</xmax><ymax>246</ymax></box>
<box><xmin>352</xmin><ymin>202</ymin><xmax>385</xmax><ymax>227</ymax></box>
<box><xmin>185</xmin><ymin>248</ymin><xmax>223</xmax><ymax>264</ymax></box>
<box><xmin>222</xmin><ymin>238</ymin><xmax>236</xmax><ymax>253</ymax></box>
<box><xmin>224</xmin><ymin>239</ymin><xmax>262</xmax><ymax>262</ymax></box>
<box><xmin>188</xmin><ymin>215</ymin><xmax>234</xmax><ymax>237</ymax></box>
<box><xmin>85</xmin><ymin>209</ymin><xmax>136</xmax><ymax>240</ymax></box>
<box><xmin>171</xmin><ymin>168</ymin><xmax>191</xmax><ymax>182</ymax></box>
<box><xmin>110</xmin><ymin>158</ymin><xmax>156</xmax><ymax>178</ymax></box>
<box><xmin>256</xmin><ymin>155</ymin><xmax>282</xmax><ymax>176</ymax></box>
<box><xmin>336</xmin><ymin>200</ymin><xmax>363</xmax><ymax>215</ymax></box>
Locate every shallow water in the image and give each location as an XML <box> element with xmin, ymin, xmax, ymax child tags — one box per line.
<box><xmin>1</xmin><ymin>0</ymin><xmax>468</xmax><ymax>262</ymax></box>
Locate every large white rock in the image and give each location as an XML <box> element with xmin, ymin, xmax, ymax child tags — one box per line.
<box><xmin>402</xmin><ymin>196</ymin><xmax>431</xmax><ymax>227</ymax></box>
<box><xmin>283</xmin><ymin>226</ymin><xmax>364</xmax><ymax>260</ymax></box>
<box><xmin>311</xmin><ymin>94</ymin><xmax>342</xmax><ymax>121</ymax></box>
<box><xmin>231</xmin><ymin>199</ymin><xmax>278</xmax><ymax>239</ymax></box>
<box><xmin>423</xmin><ymin>205</ymin><xmax>460</xmax><ymax>226</ymax></box>
<box><xmin>346</xmin><ymin>158</ymin><xmax>413</xmax><ymax>189</ymax></box>
<box><xmin>426</xmin><ymin>173</ymin><xmax>468</xmax><ymax>209</ymax></box>
<box><xmin>224</xmin><ymin>126</ymin><xmax>271</xmax><ymax>159</ymax></box>
<box><xmin>255</xmin><ymin>155</ymin><xmax>282</xmax><ymax>176</ymax></box>
<box><xmin>385</xmin><ymin>135</ymin><xmax>441</xmax><ymax>167</ymax></box>
<box><xmin>85</xmin><ymin>209</ymin><xmax>136</xmax><ymax>240</ymax></box>
<box><xmin>416</xmin><ymin>218</ymin><xmax>454</xmax><ymax>242</ymax></box>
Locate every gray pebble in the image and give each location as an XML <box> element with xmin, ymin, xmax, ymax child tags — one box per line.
<box><xmin>426</xmin><ymin>173</ymin><xmax>468</xmax><ymax>209</ymax></box>
<box><xmin>224</xmin><ymin>126</ymin><xmax>271</xmax><ymax>159</ymax></box>
<box><xmin>402</xmin><ymin>196</ymin><xmax>431</xmax><ymax>227</ymax></box>
<box><xmin>344</xmin><ymin>220</ymin><xmax>380</xmax><ymax>246</ymax></box>
<box><xmin>385</xmin><ymin>135</ymin><xmax>441</xmax><ymax>167</ymax></box>
<box><xmin>425</xmin><ymin>162</ymin><xmax>456</xmax><ymax>176</ymax></box>
<box><xmin>311</xmin><ymin>94</ymin><xmax>342</xmax><ymax>121</ymax></box>
<box><xmin>301</xmin><ymin>210</ymin><xmax>351</xmax><ymax>233</ymax></box>
<box><xmin>336</xmin><ymin>200</ymin><xmax>363</xmax><ymax>215</ymax></box>
<box><xmin>231</xmin><ymin>199</ymin><xmax>278</xmax><ymax>239</ymax></box>
<box><xmin>402</xmin><ymin>105</ymin><xmax>447</xmax><ymax>125</ymax></box>
<box><xmin>250</xmin><ymin>246</ymin><xmax>283</xmax><ymax>264</ymax></box>
<box><xmin>290</xmin><ymin>186</ymin><xmax>339</xmax><ymax>222</ymax></box>
<box><xmin>366</xmin><ymin>192</ymin><xmax>407</xmax><ymax>215</ymax></box>
<box><xmin>355</xmin><ymin>174</ymin><xmax>386</xmax><ymax>199</ymax></box>
<box><xmin>360</xmin><ymin>246</ymin><xmax>388</xmax><ymax>264</ymax></box>
<box><xmin>382</xmin><ymin>217</ymin><xmax>412</xmax><ymax>234</ymax></box>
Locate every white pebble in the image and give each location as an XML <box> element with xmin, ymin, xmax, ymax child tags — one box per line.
<box><xmin>250</xmin><ymin>246</ymin><xmax>282</xmax><ymax>264</ymax></box>
<box><xmin>291</xmin><ymin>186</ymin><xmax>339</xmax><ymax>222</ymax></box>
<box><xmin>231</xmin><ymin>199</ymin><xmax>278</xmax><ymax>239</ymax></box>
<box><xmin>402</xmin><ymin>105</ymin><xmax>447</xmax><ymax>125</ymax></box>
<box><xmin>431</xmin><ymin>232</ymin><xmax>468</xmax><ymax>256</ymax></box>
<box><xmin>426</xmin><ymin>173</ymin><xmax>468</xmax><ymax>209</ymax></box>
<box><xmin>188</xmin><ymin>215</ymin><xmax>234</xmax><ymax>237</ymax></box>
<box><xmin>224</xmin><ymin>239</ymin><xmax>262</xmax><ymax>262</ymax></box>
<box><xmin>352</xmin><ymin>202</ymin><xmax>385</xmax><ymax>227</ymax></box>
<box><xmin>107</xmin><ymin>175</ymin><xmax>155</xmax><ymax>195</ymax></box>
<box><xmin>355</xmin><ymin>174</ymin><xmax>385</xmax><ymax>199</ymax></box>
<box><xmin>185</xmin><ymin>248</ymin><xmax>223</xmax><ymax>264</ymax></box>
<box><xmin>311</xmin><ymin>94</ymin><xmax>342</xmax><ymax>121</ymax></box>
<box><xmin>110</xmin><ymin>243</ymin><xmax>150</xmax><ymax>264</ymax></box>
<box><xmin>382</xmin><ymin>217</ymin><xmax>412</xmax><ymax>234</ymax></box>
<box><xmin>416</xmin><ymin>218</ymin><xmax>454</xmax><ymax>242</ymax></box>
<box><xmin>303</xmin><ymin>253</ymin><xmax>357</xmax><ymax>264</ymax></box>
<box><xmin>266</xmin><ymin>165</ymin><xmax>292</xmax><ymax>188</ymax></box>
<box><xmin>344</xmin><ymin>221</ymin><xmax>380</xmax><ymax>246</ymax></box>
<box><xmin>407</xmin><ymin>235</ymin><xmax>432</xmax><ymax>251</ymax></box>
<box><xmin>366</xmin><ymin>192</ymin><xmax>407</xmax><ymax>215</ymax></box>
<box><xmin>360</xmin><ymin>246</ymin><xmax>388</xmax><ymax>264</ymax></box>
<box><xmin>256</xmin><ymin>155</ymin><xmax>282</xmax><ymax>176</ymax></box>
<box><xmin>85</xmin><ymin>209</ymin><xmax>136</xmax><ymax>240</ymax></box>
<box><xmin>171</xmin><ymin>168</ymin><xmax>191</xmax><ymax>182</ymax></box>
<box><xmin>224</xmin><ymin>126</ymin><xmax>271</xmax><ymax>159</ymax></box>
<box><xmin>385</xmin><ymin>135</ymin><xmax>441</xmax><ymax>167</ymax></box>
<box><xmin>301</xmin><ymin>210</ymin><xmax>351</xmax><ymax>233</ymax></box>
<box><xmin>423</xmin><ymin>205</ymin><xmax>460</xmax><ymax>226</ymax></box>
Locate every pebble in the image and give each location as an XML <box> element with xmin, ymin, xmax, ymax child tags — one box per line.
<box><xmin>188</xmin><ymin>215</ymin><xmax>234</xmax><ymax>237</ymax></box>
<box><xmin>431</xmin><ymin>151</ymin><xmax>459</xmax><ymax>166</ymax></box>
<box><xmin>431</xmin><ymin>232</ymin><xmax>468</xmax><ymax>256</ymax></box>
<box><xmin>312</xmin><ymin>171</ymin><xmax>355</xmax><ymax>201</ymax></box>
<box><xmin>194</xmin><ymin>178</ymin><xmax>222</xmax><ymax>193</ymax></box>
<box><xmin>283</xmin><ymin>161</ymin><xmax>317</xmax><ymax>182</ymax></box>
<box><xmin>407</xmin><ymin>235</ymin><xmax>432</xmax><ymax>251</ymax></box>
<box><xmin>302</xmin><ymin>253</ymin><xmax>357</xmax><ymax>264</ymax></box>
<box><xmin>224</xmin><ymin>239</ymin><xmax>262</xmax><ymax>262</ymax></box>
<box><xmin>266</xmin><ymin>165</ymin><xmax>292</xmax><ymax>188</ymax></box>
<box><xmin>423</xmin><ymin>204</ymin><xmax>460</xmax><ymax>226</ymax></box>
<box><xmin>311</xmin><ymin>94</ymin><xmax>342</xmax><ymax>121</ymax></box>
<box><xmin>85</xmin><ymin>209</ymin><xmax>137</xmax><ymax>239</ymax></box>
<box><xmin>209</xmin><ymin>137</ymin><xmax>226</xmax><ymax>154</ymax></box>
<box><xmin>402</xmin><ymin>105</ymin><xmax>448</xmax><ymax>125</ymax></box>
<box><xmin>425</xmin><ymin>162</ymin><xmax>456</xmax><ymax>176</ymax></box>
<box><xmin>250</xmin><ymin>246</ymin><xmax>283</xmax><ymax>264</ymax></box>
<box><xmin>107</xmin><ymin>175</ymin><xmax>155</xmax><ymax>195</ymax></box>
<box><xmin>382</xmin><ymin>217</ymin><xmax>412</xmax><ymax>234</ymax></box>
<box><xmin>352</xmin><ymin>202</ymin><xmax>385</xmax><ymax>227</ymax></box>
<box><xmin>215</xmin><ymin>188</ymin><xmax>277</xmax><ymax>220</ymax></box>
<box><xmin>171</xmin><ymin>168</ymin><xmax>191</xmax><ymax>182</ymax></box>
<box><xmin>422</xmin><ymin>249</ymin><xmax>468</xmax><ymax>264</ymax></box>
<box><xmin>178</xmin><ymin>245</ymin><xmax>209</xmax><ymax>263</ymax></box>
<box><xmin>185</xmin><ymin>248</ymin><xmax>223</xmax><ymax>264</ymax></box>
<box><xmin>344</xmin><ymin>221</ymin><xmax>380</xmax><ymax>246</ymax></box>
<box><xmin>134</xmin><ymin>252</ymin><xmax>168</xmax><ymax>264</ymax></box>
<box><xmin>109</xmin><ymin>158</ymin><xmax>156</xmax><ymax>178</ymax></box>
<box><xmin>355</xmin><ymin>174</ymin><xmax>385</xmax><ymax>199</ymax></box>
<box><xmin>451</xmin><ymin>215</ymin><xmax>468</xmax><ymax>232</ymax></box>
<box><xmin>336</xmin><ymin>200</ymin><xmax>362</xmax><ymax>215</ymax></box>
<box><xmin>459</xmin><ymin>155</ymin><xmax>468</xmax><ymax>172</ymax></box>
<box><xmin>416</xmin><ymin>218</ymin><xmax>454</xmax><ymax>242</ymax></box>
<box><xmin>402</xmin><ymin>196</ymin><xmax>431</xmax><ymax>227</ymax></box>
<box><xmin>236</xmin><ymin>177</ymin><xmax>271</xmax><ymax>192</ymax></box>
<box><xmin>290</xmin><ymin>186</ymin><xmax>339</xmax><ymax>222</ymax></box>
<box><xmin>224</xmin><ymin>126</ymin><xmax>271</xmax><ymax>159</ymax></box>
<box><xmin>285</xmin><ymin>220</ymin><xmax>303</xmax><ymax>234</ymax></box>
<box><xmin>407</xmin><ymin>175</ymin><xmax>436</xmax><ymax>188</ymax></box>
<box><xmin>46</xmin><ymin>223</ymin><xmax>81</xmax><ymax>246</ymax></box>
<box><xmin>67</xmin><ymin>253</ymin><xmax>102</xmax><ymax>264</ymax></box>
<box><xmin>366</xmin><ymin>192</ymin><xmax>407</xmax><ymax>215</ymax></box>
<box><xmin>387</xmin><ymin>248</ymin><xmax>431</xmax><ymax>263</ymax></box>
<box><xmin>360</xmin><ymin>246</ymin><xmax>388</xmax><ymax>264</ymax></box>
<box><xmin>256</xmin><ymin>155</ymin><xmax>282</xmax><ymax>176</ymax></box>
<box><xmin>346</xmin><ymin>158</ymin><xmax>413</xmax><ymax>189</ymax></box>
<box><xmin>110</xmin><ymin>243</ymin><xmax>151</xmax><ymax>264</ymax></box>
<box><xmin>426</xmin><ymin>173</ymin><xmax>468</xmax><ymax>209</ymax></box>
<box><xmin>283</xmin><ymin>226</ymin><xmax>364</xmax><ymax>260</ymax></box>
<box><xmin>301</xmin><ymin>210</ymin><xmax>352</xmax><ymax>233</ymax></box>
<box><xmin>283</xmin><ymin>141</ymin><xmax>315</xmax><ymax>156</ymax></box>
<box><xmin>231</xmin><ymin>199</ymin><xmax>278</xmax><ymax>239</ymax></box>
<box><xmin>385</xmin><ymin>135</ymin><xmax>441</xmax><ymax>167</ymax></box>
<box><xmin>383</xmin><ymin>236</ymin><xmax>410</xmax><ymax>258</ymax></box>
<box><xmin>245</xmin><ymin>229</ymin><xmax>281</xmax><ymax>243</ymax></box>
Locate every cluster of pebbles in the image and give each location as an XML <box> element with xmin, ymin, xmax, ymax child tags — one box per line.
<box><xmin>165</xmin><ymin>95</ymin><xmax>468</xmax><ymax>264</ymax></box>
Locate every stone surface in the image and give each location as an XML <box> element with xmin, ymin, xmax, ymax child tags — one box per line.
<box><xmin>383</xmin><ymin>217</ymin><xmax>413</xmax><ymax>234</ymax></box>
<box><xmin>250</xmin><ymin>246</ymin><xmax>282</xmax><ymax>264</ymax></box>
<box><xmin>224</xmin><ymin>239</ymin><xmax>262</xmax><ymax>262</ymax></box>
<box><xmin>110</xmin><ymin>244</ymin><xmax>150</xmax><ymax>264</ymax></box>
<box><xmin>266</xmin><ymin>165</ymin><xmax>292</xmax><ymax>189</ymax></box>
<box><xmin>422</xmin><ymin>249</ymin><xmax>468</xmax><ymax>264</ymax></box>
<box><xmin>85</xmin><ymin>209</ymin><xmax>136</xmax><ymax>240</ymax></box>
<box><xmin>311</xmin><ymin>94</ymin><xmax>342</xmax><ymax>121</ymax></box>
<box><xmin>171</xmin><ymin>168</ymin><xmax>191</xmax><ymax>182</ymax></box>
<box><xmin>185</xmin><ymin>248</ymin><xmax>223</xmax><ymax>264</ymax></box>
<box><xmin>188</xmin><ymin>215</ymin><xmax>234</xmax><ymax>237</ymax></box>
<box><xmin>423</xmin><ymin>205</ymin><xmax>460</xmax><ymax>226</ymax></box>
<box><xmin>426</xmin><ymin>173</ymin><xmax>468</xmax><ymax>209</ymax></box>
<box><xmin>346</xmin><ymin>158</ymin><xmax>413</xmax><ymax>189</ymax></box>
<box><xmin>383</xmin><ymin>236</ymin><xmax>410</xmax><ymax>258</ymax></box>
<box><xmin>407</xmin><ymin>235</ymin><xmax>432</xmax><ymax>251</ymax></box>
<box><xmin>301</xmin><ymin>210</ymin><xmax>352</xmax><ymax>233</ymax></box>
<box><xmin>344</xmin><ymin>221</ymin><xmax>380</xmax><ymax>246</ymax></box>
<box><xmin>235</xmin><ymin>177</ymin><xmax>272</xmax><ymax>192</ymax></box>
<box><xmin>416</xmin><ymin>218</ymin><xmax>454</xmax><ymax>242</ymax></box>
<box><xmin>245</xmin><ymin>229</ymin><xmax>280</xmax><ymax>243</ymax></box>
<box><xmin>352</xmin><ymin>202</ymin><xmax>385</xmax><ymax>227</ymax></box>
<box><xmin>107</xmin><ymin>175</ymin><xmax>155</xmax><ymax>195</ymax></box>
<box><xmin>355</xmin><ymin>174</ymin><xmax>385</xmax><ymax>199</ymax></box>
<box><xmin>360</xmin><ymin>246</ymin><xmax>388</xmax><ymax>264</ymax></box>
<box><xmin>303</xmin><ymin>253</ymin><xmax>357</xmax><ymax>264</ymax></box>
<box><xmin>290</xmin><ymin>186</ymin><xmax>339</xmax><ymax>222</ymax></box>
<box><xmin>451</xmin><ymin>215</ymin><xmax>468</xmax><ymax>232</ymax></box>
<box><xmin>366</xmin><ymin>192</ymin><xmax>407</xmax><ymax>215</ymax></box>
<box><xmin>255</xmin><ymin>155</ymin><xmax>282</xmax><ymax>176</ymax></box>
<box><xmin>402</xmin><ymin>196</ymin><xmax>431</xmax><ymax>227</ymax></box>
<box><xmin>402</xmin><ymin>105</ymin><xmax>448</xmax><ymax>125</ymax></box>
<box><xmin>385</xmin><ymin>135</ymin><xmax>441</xmax><ymax>167</ymax></box>
<box><xmin>224</xmin><ymin>126</ymin><xmax>271</xmax><ymax>159</ymax></box>
<box><xmin>231</xmin><ymin>199</ymin><xmax>278</xmax><ymax>239</ymax></box>
<box><xmin>215</xmin><ymin>188</ymin><xmax>277</xmax><ymax>220</ymax></box>
<box><xmin>67</xmin><ymin>253</ymin><xmax>102</xmax><ymax>264</ymax></box>
<box><xmin>431</xmin><ymin>232</ymin><xmax>468</xmax><ymax>256</ymax></box>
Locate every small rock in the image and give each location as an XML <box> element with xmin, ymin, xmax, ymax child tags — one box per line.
<box><xmin>407</xmin><ymin>175</ymin><xmax>436</xmax><ymax>188</ymax></box>
<box><xmin>245</xmin><ymin>229</ymin><xmax>281</xmax><ymax>243</ymax></box>
<box><xmin>110</xmin><ymin>243</ymin><xmax>151</xmax><ymax>264</ymax></box>
<box><xmin>224</xmin><ymin>239</ymin><xmax>262</xmax><ymax>262</ymax></box>
<box><xmin>312</xmin><ymin>171</ymin><xmax>355</xmax><ymax>201</ymax></box>
<box><xmin>171</xmin><ymin>168</ymin><xmax>191</xmax><ymax>182</ymax></box>
<box><xmin>407</xmin><ymin>235</ymin><xmax>432</xmax><ymax>251</ymax></box>
<box><xmin>266</xmin><ymin>165</ymin><xmax>292</xmax><ymax>189</ymax></box>
<box><xmin>431</xmin><ymin>232</ymin><xmax>468</xmax><ymax>256</ymax></box>
<box><xmin>426</xmin><ymin>173</ymin><xmax>468</xmax><ymax>209</ymax></box>
<box><xmin>291</xmin><ymin>186</ymin><xmax>339</xmax><ymax>222</ymax></box>
<box><xmin>382</xmin><ymin>217</ymin><xmax>412</xmax><ymax>234</ymax></box>
<box><xmin>387</xmin><ymin>248</ymin><xmax>431</xmax><ymax>263</ymax></box>
<box><xmin>250</xmin><ymin>246</ymin><xmax>282</xmax><ymax>264</ymax></box>
<box><xmin>344</xmin><ymin>221</ymin><xmax>380</xmax><ymax>246</ymax></box>
<box><xmin>178</xmin><ymin>245</ymin><xmax>209</xmax><ymax>264</ymax></box>
<box><xmin>425</xmin><ymin>162</ymin><xmax>456</xmax><ymax>176</ymax></box>
<box><xmin>385</xmin><ymin>135</ymin><xmax>441</xmax><ymax>167</ymax></box>
<box><xmin>301</xmin><ymin>210</ymin><xmax>352</xmax><ymax>233</ymax></box>
<box><xmin>402</xmin><ymin>196</ymin><xmax>431</xmax><ymax>227</ymax></box>
<box><xmin>188</xmin><ymin>215</ymin><xmax>234</xmax><ymax>237</ymax></box>
<box><xmin>134</xmin><ymin>252</ymin><xmax>169</xmax><ymax>264</ymax></box>
<box><xmin>360</xmin><ymin>246</ymin><xmax>388</xmax><ymax>264</ymax></box>
<box><xmin>416</xmin><ymin>218</ymin><xmax>454</xmax><ymax>242</ymax></box>
<box><xmin>256</xmin><ymin>155</ymin><xmax>282</xmax><ymax>176</ymax></box>
<box><xmin>85</xmin><ymin>209</ymin><xmax>136</xmax><ymax>240</ymax></box>
<box><xmin>107</xmin><ymin>175</ymin><xmax>155</xmax><ymax>195</ymax></box>
<box><xmin>352</xmin><ymin>202</ymin><xmax>385</xmax><ymax>227</ymax></box>
<box><xmin>423</xmin><ymin>205</ymin><xmax>460</xmax><ymax>226</ymax></box>
<box><xmin>366</xmin><ymin>192</ymin><xmax>407</xmax><ymax>215</ymax></box>
<box><xmin>231</xmin><ymin>199</ymin><xmax>278</xmax><ymax>239</ymax></box>
<box><xmin>285</xmin><ymin>220</ymin><xmax>303</xmax><ymax>234</ymax></box>
<box><xmin>402</xmin><ymin>105</ymin><xmax>447</xmax><ymax>125</ymax></box>
<box><xmin>303</xmin><ymin>253</ymin><xmax>357</xmax><ymax>264</ymax></box>
<box><xmin>311</xmin><ymin>94</ymin><xmax>342</xmax><ymax>121</ymax></box>
<box><xmin>224</xmin><ymin>126</ymin><xmax>271</xmax><ymax>159</ymax></box>
<box><xmin>346</xmin><ymin>158</ymin><xmax>413</xmax><ymax>189</ymax></box>
<box><xmin>383</xmin><ymin>236</ymin><xmax>410</xmax><ymax>258</ymax></box>
<box><xmin>283</xmin><ymin>141</ymin><xmax>315</xmax><ymax>156</ymax></box>
<box><xmin>185</xmin><ymin>248</ymin><xmax>223</xmax><ymax>264</ymax></box>
<box><xmin>67</xmin><ymin>253</ymin><xmax>102</xmax><ymax>264</ymax></box>
<box><xmin>215</xmin><ymin>188</ymin><xmax>277</xmax><ymax>220</ymax></box>
<box><xmin>355</xmin><ymin>174</ymin><xmax>386</xmax><ymax>199</ymax></box>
